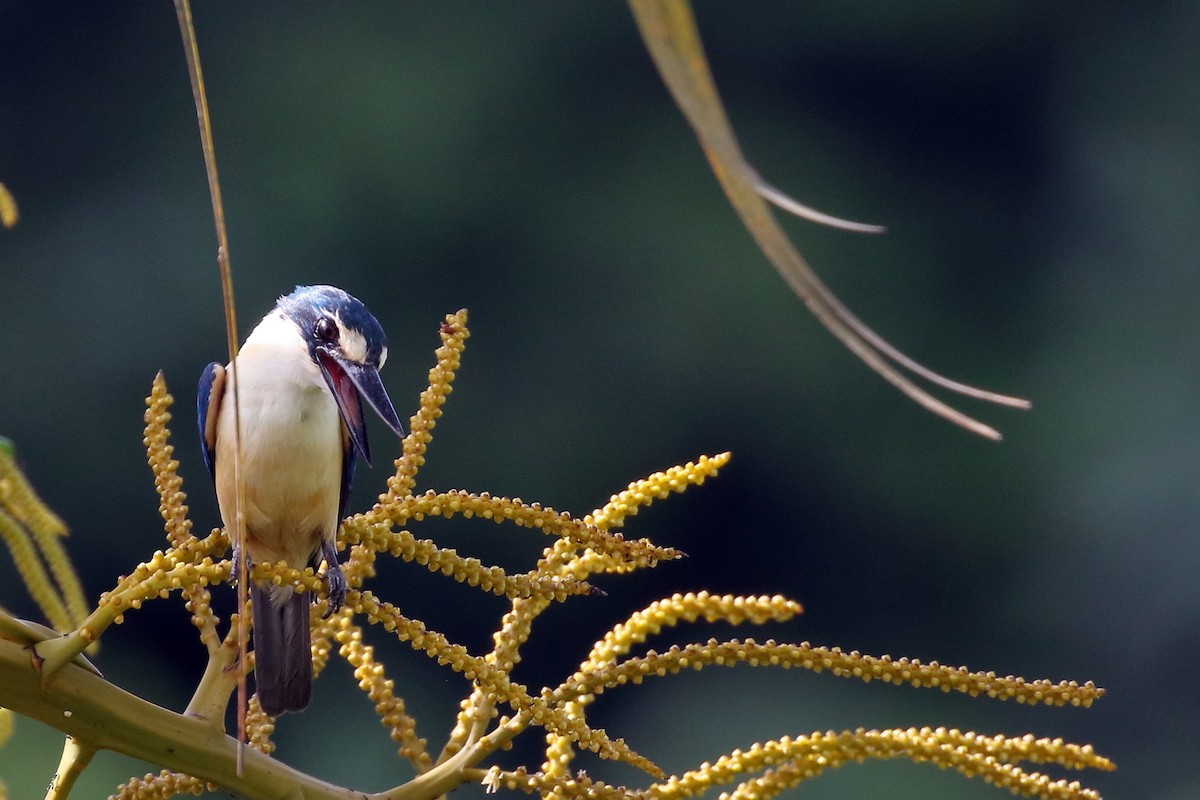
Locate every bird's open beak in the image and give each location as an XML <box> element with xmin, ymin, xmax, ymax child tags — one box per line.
<box><xmin>315</xmin><ymin>347</ymin><xmax>406</xmax><ymax>464</ymax></box>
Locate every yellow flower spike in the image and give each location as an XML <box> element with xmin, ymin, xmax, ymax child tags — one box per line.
<box><xmin>461</xmin><ymin>533</ymin><xmax>614</xmax><ymax>765</ymax></box>
<box><xmin>0</xmin><ymin>447</ymin><xmax>68</xmax><ymax>540</ymax></box>
<box><xmin>553</xmin><ymin>639</ymin><xmax>1103</xmax><ymax>710</ymax></box>
<box><xmin>143</xmin><ymin>372</ymin><xmax>194</xmax><ymax>549</ymax></box>
<box><xmin>804</xmin><ymin>729</ymin><xmax>1100</xmax><ymax>800</ymax></box>
<box><xmin>0</xmin><ymin>508</ymin><xmax>72</xmax><ymax>632</ymax></box>
<box><xmin>439</xmin><ymin>685</ymin><xmax>511</xmax><ymax>768</ymax></box>
<box><xmin>0</xmin><ymin>182</ymin><xmax>16</xmax><ymax>228</ymax></box>
<box><xmin>477</xmin><ymin>767</ymin><xmax>631</xmax><ymax>800</ymax></box>
<box><xmin>243</xmin><ymin>695</ymin><xmax>277</xmax><ymax>755</ymax></box>
<box><xmin>374</xmin><ymin>491</ymin><xmax>680</xmax><ymax>571</ymax></box>
<box><xmin>444</xmin><ymin>591</ymin><xmax>551</xmax><ymax>764</ymax></box>
<box><xmin>541</xmin><ymin>699</ymin><xmax>583</xmax><ymax>779</ymax></box>
<box><xmin>587</xmin><ymin>452</ymin><xmax>731</xmax><ymax>530</ymax></box>
<box><xmin>585</xmin><ymin>594</ymin><xmax>803</xmax><ymax>671</ymax></box>
<box><xmin>333</xmin><ymin>541</ymin><xmax>379</xmax><ymax>593</ymax></box>
<box><xmin>651</xmin><ymin>728</ymin><xmax>1111</xmax><ymax>800</ymax></box>
<box><xmin>351</xmin><ymin>589</ymin><xmax>662</xmax><ymax>777</ymax></box>
<box><xmin>545</xmin><ymin>594</ymin><xmax>802</xmax><ymax>777</ymax></box>
<box><xmin>377</xmin><ymin>309</ymin><xmax>469</xmax><ymax>506</ymax></box>
<box><xmin>111</xmin><ymin>769</ymin><xmax>212</xmax><ymax>799</ymax></box>
<box><xmin>340</xmin><ymin>520</ymin><xmax>596</xmax><ymax>600</ymax></box>
<box><xmin>333</xmin><ymin>617</ymin><xmax>432</xmax><ymax>772</ymax></box>
<box><xmin>309</xmin><ymin>604</ymin><xmax>353</xmax><ymax>679</ymax></box>
<box><xmin>491</xmin><ymin>601</ymin><xmax>543</xmax><ymax>674</ymax></box>
<box><xmin>559</xmin><ymin>548</ymin><xmax>644</xmax><ymax>579</ymax></box>
<box><xmin>0</xmin><ymin>447</ymin><xmax>87</xmax><ymax>633</ymax></box>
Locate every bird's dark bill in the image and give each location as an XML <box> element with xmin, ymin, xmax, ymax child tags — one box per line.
<box><xmin>315</xmin><ymin>349</ymin><xmax>406</xmax><ymax>464</ymax></box>
<box><xmin>315</xmin><ymin>349</ymin><xmax>373</xmax><ymax>463</ymax></box>
<box><xmin>347</xmin><ymin>365</ymin><xmax>406</xmax><ymax>441</ymax></box>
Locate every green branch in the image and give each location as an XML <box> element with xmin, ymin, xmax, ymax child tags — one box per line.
<box><xmin>0</xmin><ymin>633</ymin><xmax>486</xmax><ymax>800</ymax></box>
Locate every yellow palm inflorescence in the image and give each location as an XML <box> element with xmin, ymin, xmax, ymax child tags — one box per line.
<box><xmin>0</xmin><ymin>310</ymin><xmax>1111</xmax><ymax>800</ymax></box>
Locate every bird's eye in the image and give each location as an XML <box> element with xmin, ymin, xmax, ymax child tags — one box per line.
<box><xmin>314</xmin><ymin>317</ymin><xmax>339</xmax><ymax>342</ymax></box>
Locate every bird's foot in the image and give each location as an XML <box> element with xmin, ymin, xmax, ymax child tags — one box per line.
<box><xmin>321</xmin><ymin>541</ymin><xmax>346</xmax><ymax>618</ymax></box>
<box><xmin>228</xmin><ymin>545</ymin><xmax>249</xmax><ymax>586</ymax></box>
<box><xmin>323</xmin><ymin>564</ymin><xmax>346</xmax><ymax>618</ymax></box>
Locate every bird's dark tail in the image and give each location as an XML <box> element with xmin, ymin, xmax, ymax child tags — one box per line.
<box><xmin>251</xmin><ymin>583</ymin><xmax>312</xmax><ymax>716</ymax></box>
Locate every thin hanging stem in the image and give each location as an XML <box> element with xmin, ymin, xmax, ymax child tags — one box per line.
<box><xmin>172</xmin><ymin>0</ymin><xmax>249</xmax><ymax>772</ymax></box>
<box><xmin>628</xmin><ymin>0</ymin><xmax>1031</xmax><ymax>439</ymax></box>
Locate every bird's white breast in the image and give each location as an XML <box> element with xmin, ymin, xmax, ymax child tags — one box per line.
<box><xmin>214</xmin><ymin>312</ymin><xmax>344</xmax><ymax>568</ymax></box>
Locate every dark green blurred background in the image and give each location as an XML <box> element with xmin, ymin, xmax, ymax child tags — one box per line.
<box><xmin>2</xmin><ymin>2</ymin><xmax>1196</xmax><ymax>798</ymax></box>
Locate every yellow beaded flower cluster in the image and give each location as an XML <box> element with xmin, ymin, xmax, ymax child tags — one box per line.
<box><xmin>0</xmin><ymin>183</ymin><xmax>17</xmax><ymax>229</ymax></box>
<box><xmin>1</xmin><ymin>310</ymin><xmax>1111</xmax><ymax>800</ymax></box>
<box><xmin>0</xmin><ymin>440</ymin><xmax>86</xmax><ymax>637</ymax></box>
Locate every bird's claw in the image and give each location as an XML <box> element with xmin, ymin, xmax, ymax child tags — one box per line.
<box><xmin>321</xmin><ymin>540</ymin><xmax>346</xmax><ymax>618</ymax></box>
<box><xmin>323</xmin><ymin>563</ymin><xmax>346</xmax><ymax>618</ymax></box>
<box><xmin>228</xmin><ymin>545</ymin><xmax>248</xmax><ymax>586</ymax></box>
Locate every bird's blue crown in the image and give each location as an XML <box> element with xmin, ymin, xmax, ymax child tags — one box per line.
<box><xmin>276</xmin><ymin>285</ymin><xmax>389</xmax><ymax>364</ymax></box>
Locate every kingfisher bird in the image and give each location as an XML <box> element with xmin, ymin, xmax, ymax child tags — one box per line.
<box><xmin>197</xmin><ymin>285</ymin><xmax>406</xmax><ymax>716</ymax></box>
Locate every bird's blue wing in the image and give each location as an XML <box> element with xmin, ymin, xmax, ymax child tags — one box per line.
<box><xmin>197</xmin><ymin>362</ymin><xmax>226</xmax><ymax>481</ymax></box>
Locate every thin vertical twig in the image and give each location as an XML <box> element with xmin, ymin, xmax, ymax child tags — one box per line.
<box><xmin>172</xmin><ymin>0</ymin><xmax>249</xmax><ymax>773</ymax></box>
